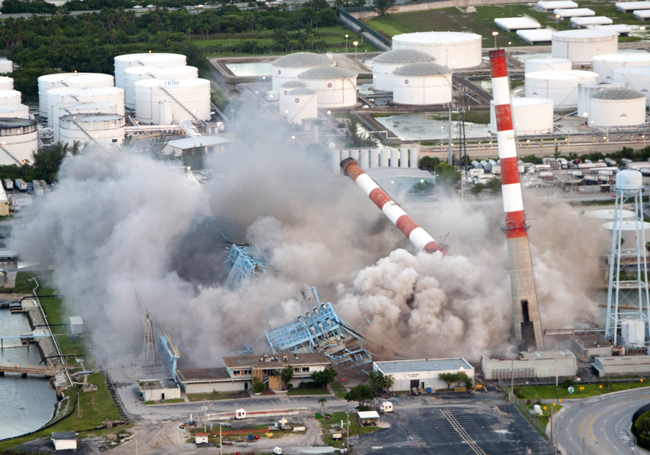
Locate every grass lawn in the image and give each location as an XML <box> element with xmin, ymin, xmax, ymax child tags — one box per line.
<box><xmin>518</xmin><ymin>381</ymin><xmax>650</xmax><ymax>400</ymax></box>
<box><xmin>330</xmin><ymin>381</ymin><xmax>347</xmax><ymax>399</ymax></box>
<box><xmin>187</xmin><ymin>391</ymin><xmax>249</xmax><ymax>401</ymax></box>
<box><xmin>0</xmin><ymin>271</ymin><xmax>37</xmax><ymax>294</ymax></box>
<box><xmin>288</xmin><ymin>387</ymin><xmax>329</xmax><ymax>395</ymax></box>
<box><xmin>316</xmin><ymin>411</ymin><xmax>380</xmax><ymax>448</ymax></box>
<box><xmin>527</xmin><ymin>403</ymin><xmax>563</xmax><ymax>427</ymax></box>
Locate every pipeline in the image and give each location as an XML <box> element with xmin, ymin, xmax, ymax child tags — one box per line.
<box><xmin>340</xmin><ymin>158</ymin><xmax>443</xmax><ymax>254</ymax></box>
<box><xmin>490</xmin><ymin>49</ymin><xmax>544</xmax><ymax>351</ymax></box>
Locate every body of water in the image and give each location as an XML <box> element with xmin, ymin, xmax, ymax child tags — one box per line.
<box><xmin>225</xmin><ymin>62</ymin><xmax>273</xmax><ymax>77</ymax></box>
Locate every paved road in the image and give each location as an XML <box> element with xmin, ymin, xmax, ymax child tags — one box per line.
<box><xmin>554</xmin><ymin>387</ymin><xmax>650</xmax><ymax>455</ymax></box>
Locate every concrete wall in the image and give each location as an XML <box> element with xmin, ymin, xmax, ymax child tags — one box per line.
<box><xmin>349</xmin><ymin>0</ymin><xmax>529</xmax><ymax>20</ymax></box>
<box><xmin>482</xmin><ymin>356</ymin><xmax>577</xmax><ymax>380</ymax></box>
<box><xmin>570</xmin><ymin>338</ymin><xmax>613</xmax><ymax>362</ymax></box>
<box><xmin>140</xmin><ymin>385</ymin><xmax>181</xmax><ymax>401</ymax></box>
<box><xmin>184</xmin><ymin>380</ymin><xmax>248</xmax><ymax>394</ymax></box>
<box><xmin>592</xmin><ymin>357</ymin><xmax>650</xmax><ymax>377</ymax></box>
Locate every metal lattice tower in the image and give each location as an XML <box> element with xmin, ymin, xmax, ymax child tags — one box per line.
<box><xmin>605</xmin><ymin>169</ymin><xmax>650</xmax><ymax>347</ymax></box>
<box><xmin>224</xmin><ymin>244</ymin><xmax>270</xmax><ymax>289</ymax></box>
<box><xmin>143</xmin><ymin>312</ymin><xmax>156</xmax><ymax>367</ymax></box>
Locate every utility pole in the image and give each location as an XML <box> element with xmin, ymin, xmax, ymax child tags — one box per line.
<box><xmin>347</xmin><ymin>412</ymin><xmax>350</xmax><ymax>453</ymax></box>
<box><xmin>555</xmin><ymin>346</ymin><xmax>559</xmax><ymax>387</ymax></box>
<box><xmin>219</xmin><ymin>424</ymin><xmax>223</xmax><ymax>455</ymax></box>
<box><xmin>447</xmin><ymin>103</ymin><xmax>453</xmax><ymax>164</ymax></box>
<box><xmin>550</xmin><ymin>405</ymin><xmax>554</xmax><ymax>450</ymax></box>
<box><xmin>510</xmin><ymin>359</ymin><xmax>515</xmax><ymax>404</ymax></box>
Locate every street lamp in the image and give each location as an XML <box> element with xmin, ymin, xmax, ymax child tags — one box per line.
<box><xmin>492</xmin><ymin>31</ymin><xmax>499</xmax><ymax>49</ymax></box>
<box><xmin>353</xmin><ymin>41</ymin><xmax>358</xmax><ymax>59</ymax></box>
<box><xmin>555</xmin><ymin>13</ymin><xmax>561</xmax><ymax>30</ymax></box>
<box><xmin>345</xmin><ymin>34</ymin><xmax>348</xmax><ymax>53</ymax></box>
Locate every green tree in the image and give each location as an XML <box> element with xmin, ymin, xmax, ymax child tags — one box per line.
<box><xmin>553</xmin><ymin>142</ymin><xmax>561</xmax><ymax>160</ymax></box>
<box><xmin>419</xmin><ymin>156</ymin><xmax>440</xmax><ymax>171</ymax></box>
<box><xmin>344</xmin><ymin>384</ymin><xmax>376</xmax><ymax>408</ymax></box>
<box><xmin>470</xmin><ymin>183</ymin><xmax>484</xmax><ymax>197</ymax></box>
<box><xmin>31</xmin><ymin>141</ymin><xmax>80</xmax><ymax>183</ymax></box>
<box><xmin>311</xmin><ymin>367</ymin><xmax>337</xmax><ymax>390</ymax></box>
<box><xmin>367</xmin><ymin>370</ymin><xmax>394</xmax><ymax>393</ymax></box>
<box><xmin>344</xmin><ymin>117</ymin><xmax>375</xmax><ymax>148</ymax></box>
<box><xmin>281</xmin><ymin>365</ymin><xmax>294</xmax><ymax>389</ymax></box>
<box><xmin>561</xmin><ymin>378</ymin><xmax>575</xmax><ymax>389</ymax></box>
<box><xmin>252</xmin><ymin>376</ymin><xmax>265</xmax><ymax>393</ymax></box>
<box><xmin>435</xmin><ymin>162</ymin><xmax>461</xmax><ymax>187</ymax></box>
<box><xmin>486</xmin><ymin>177</ymin><xmax>502</xmax><ymax>194</ymax></box>
<box><xmin>372</xmin><ymin>0</ymin><xmax>395</xmax><ymax>15</ymax></box>
<box><xmin>182</xmin><ymin>146</ymin><xmax>205</xmax><ymax>170</ymax></box>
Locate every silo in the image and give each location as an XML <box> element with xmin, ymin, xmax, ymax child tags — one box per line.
<box><xmin>372</xmin><ymin>49</ymin><xmax>435</xmax><ymax>91</ymax></box>
<box><xmin>391</xmin><ymin>32</ymin><xmax>482</xmax><ymax>69</ymax></box>
<box><xmin>47</xmin><ymin>87</ymin><xmax>125</xmax><ymax>122</ymax></box>
<box><xmin>0</xmin><ymin>59</ymin><xmax>13</xmax><ymax>74</ymax></box>
<box><xmin>593</xmin><ymin>53</ymin><xmax>650</xmax><ymax>82</ymax></box>
<box><xmin>588</xmin><ymin>88</ymin><xmax>646</xmax><ymax>128</ymax></box>
<box><xmin>0</xmin><ymin>90</ymin><xmax>21</xmax><ymax>106</ymax></box>
<box><xmin>134</xmin><ymin>79</ymin><xmax>211</xmax><ymax>124</ymax></box>
<box><xmin>0</xmin><ymin>119</ymin><xmax>38</xmax><ymax>165</ymax></box>
<box><xmin>123</xmin><ymin>66</ymin><xmax>199</xmax><ymax>108</ymax></box>
<box><xmin>614</xmin><ymin>66</ymin><xmax>650</xmax><ymax>106</ymax></box>
<box><xmin>0</xmin><ymin>104</ymin><xmax>29</xmax><ymax>119</ymax></box>
<box><xmin>525</xmin><ymin>70</ymin><xmax>598</xmax><ymax>107</ymax></box>
<box><xmin>114</xmin><ymin>53</ymin><xmax>187</xmax><ymax>89</ymax></box>
<box><xmin>551</xmin><ymin>30</ymin><xmax>618</xmax><ymax>64</ymax></box>
<box><xmin>392</xmin><ymin>63</ymin><xmax>452</xmax><ymax>105</ymax></box>
<box><xmin>51</xmin><ymin>102</ymin><xmax>119</xmax><ymax>142</ymax></box>
<box><xmin>59</xmin><ymin>113</ymin><xmax>125</xmax><ymax>148</ymax></box>
<box><xmin>577</xmin><ymin>81</ymin><xmax>626</xmax><ymax>118</ymax></box>
<box><xmin>524</xmin><ymin>57</ymin><xmax>572</xmax><ymax>73</ymax></box>
<box><xmin>297</xmin><ymin>67</ymin><xmax>357</xmax><ymax>108</ymax></box>
<box><xmin>279</xmin><ymin>80</ymin><xmax>309</xmax><ymax>114</ymax></box>
<box><xmin>271</xmin><ymin>53</ymin><xmax>334</xmax><ymax>92</ymax></box>
<box><xmin>284</xmin><ymin>88</ymin><xmax>317</xmax><ymax>125</ymax></box>
<box><xmin>490</xmin><ymin>97</ymin><xmax>554</xmax><ymax>135</ymax></box>
<box><xmin>38</xmin><ymin>73</ymin><xmax>115</xmax><ymax>118</ymax></box>
<box><xmin>0</xmin><ymin>77</ymin><xmax>13</xmax><ymax>91</ymax></box>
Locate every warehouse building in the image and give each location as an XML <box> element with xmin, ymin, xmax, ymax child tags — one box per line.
<box><xmin>137</xmin><ymin>379</ymin><xmax>181</xmax><ymax>402</ymax></box>
<box><xmin>482</xmin><ymin>351</ymin><xmax>577</xmax><ymax>380</ymax></box>
<box><xmin>592</xmin><ymin>356</ymin><xmax>650</xmax><ymax>377</ymax></box>
<box><xmin>570</xmin><ymin>333</ymin><xmax>613</xmax><ymax>362</ymax></box>
<box><xmin>373</xmin><ymin>358</ymin><xmax>474</xmax><ymax>392</ymax></box>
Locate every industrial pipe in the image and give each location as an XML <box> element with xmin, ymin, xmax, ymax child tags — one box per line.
<box><xmin>340</xmin><ymin>158</ymin><xmax>443</xmax><ymax>254</ymax></box>
<box><xmin>490</xmin><ymin>49</ymin><xmax>544</xmax><ymax>351</ymax></box>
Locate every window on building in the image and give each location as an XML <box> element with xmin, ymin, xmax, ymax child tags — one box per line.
<box><xmin>302</xmin><ymin>367</ymin><xmax>310</xmax><ymax>372</ymax></box>
<box><xmin>294</xmin><ymin>367</ymin><xmax>300</xmax><ymax>373</ymax></box>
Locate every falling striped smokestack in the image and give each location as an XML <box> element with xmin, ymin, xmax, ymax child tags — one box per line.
<box><xmin>340</xmin><ymin>158</ymin><xmax>443</xmax><ymax>254</ymax></box>
<box><xmin>490</xmin><ymin>49</ymin><xmax>544</xmax><ymax>351</ymax></box>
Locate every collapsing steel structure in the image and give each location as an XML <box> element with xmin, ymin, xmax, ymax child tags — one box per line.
<box><xmin>265</xmin><ymin>287</ymin><xmax>372</xmax><ymax>369</ymax></box>
<box><xmin>224</xmin><ymin>243</ymin><xmax>270</xmax><ymax>289</ymax></box>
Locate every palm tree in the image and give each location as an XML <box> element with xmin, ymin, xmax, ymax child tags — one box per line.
<box><xmin>318</xmin><ymin>397</ymin><xmax>327</xmax><ymax>414</ymax></box>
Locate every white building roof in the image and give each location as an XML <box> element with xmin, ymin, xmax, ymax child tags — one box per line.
<box><xmin>517</xmin><ymin>29</ymin><xmax>555</xmax><ymax>43</ymax></box>
<box><xmin>571</xmin><ymin>16</ymin><xmax>613</xmax><ymax>26</ymax></box>
<box><xmin>616</xmin><ymin>1</ymin><xmax>650</xmax><ymax>11</ymax></box>
<box><xmin>392</xmin><ymin>31</ymin><xmax>481</xmax><ymax>44</ymax></box>
<box><xmin>494</xmin><ymin>17</ymin><xmax>541</xmax><ymax>31</ymax></box>
<box><xmin>537</xmin><ymin>0</ymin><xmax>577</xmax><ymax>10</ymax></box>
<box><xmin>374</xmin><ymin>49</ymin><xmax>435</xmax><ymax>64</ymax></box>
<box><xmin>634</xmin><ymin>10</ymin><xmax>650</xmax><ymax>18</ymax></box>
<box><xmin>357</xmin><ymin>411</ymin><xmax>380</xmax><ymax>419</ymax></box>
<box><xmin>594</xmin><ymin>24</ymin><xmax>632</xmax><ymax>35</ymax></box>
<box><xmin>298</xmin><ymin>67</ymin><xmax>357</xmax><ymax>80</ymax></box>
<box><xmin>554</xmin><ymin>8</ymin><xmax>595</xmax><ymax>17</ymax></box>
<box><xmin>592</xmin><ymin>88</ymin><xmax>645</xmax><ymax>100</ymax></box>
<box><xmin>69</xmin><ymin>316</ymin><xmax>83</xmax><ymax>325</ymax></box>
<box><xmin>374</xmin><ymin>358</ymin><xmax>473</xmax><ymax>374</ymax></box>
<box><xmin>167</xmin><ymin>136</ymin><xmax>232</xmax><ymax>150</ymax></box>
<box><xmin>272</xmin><ymin>53</ymin><xmax>333</xmax><ymax>69</ymax></box>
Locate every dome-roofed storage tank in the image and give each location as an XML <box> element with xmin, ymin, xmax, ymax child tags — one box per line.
<box><xmin>577</xmin><ymin>80</ymin><xmax>626</xmax><ymax>118</ymax></box>
<box><xmin>279</xmin><ymin>80</ymin><xmax>309</xmax><ymax>114</ymax></box>
<box><xmin>271</xmin><ymin>53</ymin><xmax>334</xmax><ymax>92</ymax></box>
<box><xmin>114</xmin><ymin>53</ymin><xmax>187</xmax><ymax>89</ymax></box>
<box><xmin>614</xmin><ymin>66</ymin><xmax>650</xmax><ymax>106</ymax></box>
<box><xmin>0</xmin><ymin>90</ymin><xmax>21</xmax><ymax>106</ymax></box>
<box><xmin>38</xmin><ymin>73</ymin><xmax>115</xmax><ymax>118</ymax></box>
<box><xmin>0</xmin><ymin>77</ymin><xmax>13</xmax><ymax>91</ymax></box>
<box><xmin>525</xmin><ymin>70</ymin><xmax>598</xmax><ymax>107</ymax></box>
<box><xmin>283</xmin><ymin>88</ymin><xmax>318</xmax><ymax>125</ymax></box>
<box><xmin>524</xmin><ymin>57</ymin><xmax>572</xmax><ymax>73</ymax></box>
<box><xmin>0</xmin><ymin>119</ymin><xmax>38</xmax><ymax>165</ymax></box>
<box><xmin>391</xmin><ymin>32</ymin><xmax>482</xmax><ymax>69</ymax></box>
<box><xmin>490</xmin><ymin>97</ymin><xmax>554</xmax><ymax>135</ymax></box>
<box><xmin>0</xmin><ymin>59</ymin><xmax>13</xmax><ymax>74</ymax></box>
<box><xmin>124</xmin><ymin>66</ymin><xmax>199</xmax><ymax>109</ymax></box>
<box><xmin>593</xmin><ymin>53</ymin><xmax>650</xmax><ymax>82</ymax></box>
<box><xmin>372</xmin><ymin>49</ymin><xmax>435</xmax><ymax>91</ymax></box>
<box><xmin>551</xmin><ymin>30</ymin><xmax>618</xmax><ymax>64</ymax></box>
<box><xmin>0</xmin><ymin>104</ymin><xmax>29</xmax><ymax>119</ymax></box>
<box><xmin>392</xmin><ymin>62</ymin><xmax>452</xmax><ymax>105</ymax></box>
<box><xmin>59</xmin><ymin>113</ymin><xmax>126</xmax><ymax>148</ymax></box>
<box><xmin>588</xmin><ymin>88</ymin><xmax>646</xmax><ymax>128</ymax></box>
<box><xmin>51</xmin><ymin>102</ymin><xmax>119</xmax><ymax>142</ymax></box>
<box><xmin>134</xmin><ymin>78</ymin><xmax>211</xmax><ymax>124</ymax></box>
<box><xmin>46</xmin><ymin>87</ymin><xmax>125</xmax><ymax>122</ymax></box>
<box><xmin>297</xmin><ymin>67</ymin><xmax>357</xmax><ymax>108</ymax></box>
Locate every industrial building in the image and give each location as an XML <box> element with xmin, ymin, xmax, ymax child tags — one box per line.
<box><xmin>592</xmin><ymin>356</ymin><xmax>650</xmax><ymax>377</ymax></box>
<box><xmin>570</xmin><ymin>333</ymin><xmax>613</xmax><ymax>362</ymax></box>
<box><xmin>373</xmin><ymin>358</ymin><xmax>474</xmax><ymax>392</ymax></box>
<box><xmin>482</xmin><ymin>351</ymin><xmax>577</xmax><ymax>380</ymax></box>
<box><xmin>137</xmin><ymin>379</ymin><xmax>181</xmax><ymax>401</ymax></box>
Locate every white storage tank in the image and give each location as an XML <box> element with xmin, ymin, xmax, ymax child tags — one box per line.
<box><xmin>284</xmin><ymin>88</ymin><xmax>318</xmax><ymax>125</ymax></box>
<box><xmin>59</xmin><ymin>113</ymin><xmax>125</xmax><ymax>148</ymax></box>
<box><xmin>614</xmin><ymin>66</ymin><xmax>650</xmax><ymax>106</ymax></box>
<box><xmin>0</xmin><ymin>90</ymin><xmax>21</xmax><ymax>106</ymax></box>
<box><xmin>593</xmin><ymin>53</ymin><xmax>650</xmax><ymax>82</ymax></box>
<box><xmin>47</xmin><ymin>87</ymin><xmax>125</xmax><ymax>122</ymax></box>
<box><xmin>123</xmin><ymin>66</ymin><xmax>199</xmax><ymax>108</ymax></box>
<box><xmin>391</xmin><ymin>32</ymin><xmax>482</xmax><ymax>69</ymax></box>
<box><xmin>392</xmin><ymin>63</ymin><xmax>452</xmax><ymax>105</ymax></box>
<box><xmin>552</xmin><ymin>30</ymin><xmax>618</xmax><ymax>65</ymax></box>
<box><xmin>0</xmin><ymin>77</ymin><xmax>13</xmax><ymax>91</ymax></box>
<box><xmin>525</xmin><ymin>70</ymin><xmax>598</xmax><ymax>107</ymax></box>
<box><xmin>621</xmin><ymin>318</ymin><xmax>646</xmax><ymax>347</ymax></box>
<box><xmin>0</xmin><ymin>59</ymin><xmax>13</xmax><ymax>74</ymax></box>
<box><xmin>271</xmin><ymin>53</ymin><xmax>334</xmax><ymax>92</ymax></box>
<box><xmin>490</xmin><ymin>97</ymin><xmax>554</xmax><ymax>135</ymax></box>
<box><xmin>0</xmin><ymin>119</ymin><xmax>38</xmax><ymax>165</ymax></box>
<box><xmin>114</xmin><ymin>53</ymin><xmax>187</xmax><ymax>89</ymax></box>
<box><xmin>297</xmin><ymin>67</ymin><xmax>357</xmax><ymax>108</ymax></box>
<box><xmin>524</xmin><ymin>57</ymin><xmax>572</xmax><ymax>73</ymax></box>
<box><xmin>372</xmin><ymin>49</ymin><xmax>435</xmax><ymax>91</ymax></box>
<box><xmin>588</xmin><ymin>88</ymin><xmax>646</xmax><ymax>128</ymax></box>
<box><xmin>279</xmin><ymin>81</ymin><xmax>309</xmax><ymax>114</ymax></box>
<box><xmin>38</xmin><ymin>73</ymin><xmax>115</xmax><ymax>118</ymax></box>
<box><xmin>51</xmin><ymin>102</ymin><xmax>119</xmax><ymax>142</ymax></box>
<box><xmin>577</xmin><ymin>81</ymin><xmax>626</xmax><ymax>118</ymax></box>
<box><xmin>0</xmin><ymin>104</ymin><xmax>29</xmax><ymax>119</ymax></box>
<box><xmin>134</xmin><ymin>79</ymin><xmax>211</xmax><ymax>124</ymax></box>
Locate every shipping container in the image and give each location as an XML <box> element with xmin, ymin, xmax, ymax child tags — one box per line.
<box><xmin>14</xmin><ymin>179</ymin><xmax>27</xmax><ymax>191</ymax></box>
<box><xmin>3</xmin><ymin>179</ymin><xmax>12</xmax><ymax>190</ymax></box>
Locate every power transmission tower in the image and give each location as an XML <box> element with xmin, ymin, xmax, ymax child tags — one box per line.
<box><xmin>143</xmin><ymin>312</ymin><xmax>156</xmax><ymax>367</ymax></box>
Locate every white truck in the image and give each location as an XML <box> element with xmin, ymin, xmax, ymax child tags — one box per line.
<box><xmin>3</xmin><ymin>179</ymin><xmax>12</xmax><ymax>190</ymax></box>
<box><xmin>14</xmin><ymin>179</ymin><xmax>27</xmax><ymax>191</ymax></box>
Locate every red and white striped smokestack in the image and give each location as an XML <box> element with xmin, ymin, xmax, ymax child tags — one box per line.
<box><xmin>341</xmin><ymin>158</ymin><xmax>443</xmax><ymax>254</ymax></box>
<box><xmin>490</xmin><ymin>49</ymin><xmax>544</xmax><ymax>351</ymax></box>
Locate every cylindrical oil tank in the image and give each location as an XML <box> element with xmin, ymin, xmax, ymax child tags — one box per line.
<box><xmin>0</xmin><ymin>77</ymin><xmax>13</xmax><ymax>91</ymax></box>
<box><xmin>114</xmin><ymin>53</ymin><xmax>187</xmax><ymax>89</ymax></box>
<box><xmin>51</xmin><ymin>102</ymin><xmax>119</xmax><ymax>142</ymax></box>
<box><xmin>524</xmin><ymin>57</ymin><xmax>572</xmax><ymax>73</ymax></box>
<box><xmin>59</xmin><ymin>113</ymin><xmax>125</xmax><ymax>148</ymax></box>
<box><xmin>297</xmin><ymin>67</ymin><xmax>357</xmax><ymax>108</ymax></box>
<box><xmin>279</xmin><ymin>80</ymin><xmax>309</xmax><ymax>114</ymax></box>
<box><xmin>551</xmin><ymin>30</ymin><xmax>618</xmax><ymax>65</ymax></box>
<box><xmin>123</xmin><ymin>66</ymin><xmax>198</xmax><ymax>109</ymax></box>
<box><xmin>391</xmin><ymin>32</ymin><xmax>482</xmax><ymax>69</ymax></box>
<box><xmin>621</xmin><ymin>318</ymin><xmax>646</xmax><ymax>347</ymax></box>
<box><xmin>614</xmin><ymin>66</ymin><xmax>650</xmax><ymax>106</ymax></box>
<box><xmin>392</xmin><ymin>63</ymin><xmax>452</xmax><ymax>105</ymax></box>
<box><xmin>0</xmin><ymin>90</ymin><xmax>21</xmax><ymax>106</ymax></box>
<box><xmin>0</xmin><ymin>104</ymin><xmax>29</xmax><ymax>119</ymax></box>
<box><xmin>593</xmin><ymin>53</ymin><xmax>650</xmax><ymax>82</ymax></box>
<box><xmin>0</xmin><ymin>59</ymin><xmax>12</xmax><ymax>73</ymax></box>
<box><xmin>577</xmin><ymin>81</ymin><xmax>626</xmax><ymax>118</ymax></box>
<box><xmin>47</xmin><ymin>87</ymin><xmax>125</xmax><ymax>122</ymax></box>
<box><xmin>525</xmin><ymin>70</ymin><xmax>598</xmax><ymax>107</ymax></box>
<box><xmin>284</xmin><ymin>88</ymin><xmax>318</xmax><ymax>125</ymax></box>
<box><xmin>588</xmin><ymin>88</ymin><xmax>646</xmax><ymax>128</ymax></box>
<box><xmin>38</xmin><ymin>73</ymin><xmax>115</xmax><ymax>118</ymax></box>
<box><xmin>0</xmin><ymin>119</ymin><xmax>38</xmax><ymax>165</ymax></box>
<box><xmin>372</xmin><ymin>49</ymin><xmax>435</xmax><ymax>91</ymax></box>
<box><xmin>134</xmin><ymin>79</ymin><xmax>211</xmax><ymax>124</ymax></box>
<box><xmin>490</xmin><ymin>97</ymin><xmax>554</xmax><ymax>135</ymax></box>
<box><xmin>271</xmin><ymin>53</ymin><xmax>334</xmax><ymax>92</ymax></box>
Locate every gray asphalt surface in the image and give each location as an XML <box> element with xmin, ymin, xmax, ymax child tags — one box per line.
<box><xmin>554</xmin><ymin>387</ymin><xmax>650</xmax><ymax>455</ymax></box>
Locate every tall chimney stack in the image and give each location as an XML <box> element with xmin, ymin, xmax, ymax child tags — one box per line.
<box><xmin>489</xmin><ymin>49</ymin><xmax>544</xmax><ymax>351</ymax></box>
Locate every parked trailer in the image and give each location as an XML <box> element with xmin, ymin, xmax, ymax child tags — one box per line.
<box><xmin>38</xmin><ymin>180</ymin><xmax>50</xmax><ymax>192</ymax></box>
<box><xmin>471</xmin><ymin>160</ymin><xmax>481</xmax><ymax>169</ymax></box>
<box><xmin>604</xmin><ymin>158</ymin><xmax>617</xmax><ymax>167</ymax></box>
<box><xmin>584</xmin><ymin>175</ymin><xmax>598</xmax><ymax>184</ymax></box>
<box><xmin>14</xmin><ymin>179</ymin><xmax>27</xmax><ymax>191</ymax></box>
<box><xmin>480</xmin><ymin>160</ymin><xmax>491</xmax><ymax>172</ymax></box>
<box><xmin>32</xmin><ymin>181</ymin><xmax>43</xmax><ymax>195</ymax></box>
<box><xmin>492</xmin><ymin>165</ymin><xmax>502</xmax><ymax>175</ymax></box>
<box><xmin>3</xmin><ymin>179</ymin><xmax>12</xmax><ymax>190</ymax></box>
